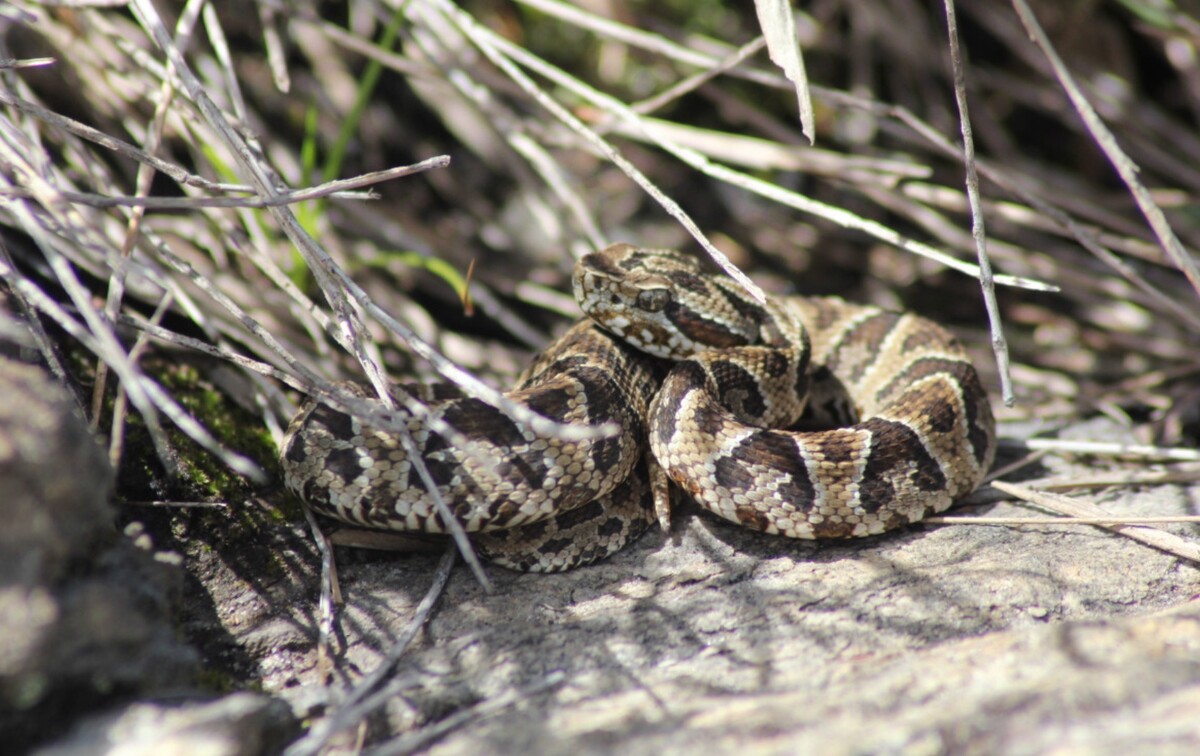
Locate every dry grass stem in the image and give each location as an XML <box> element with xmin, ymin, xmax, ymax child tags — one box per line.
<box><xmin>1011</xmin><ymin>0</ymin><xmax>1200</xmax><ymax>303</ymax></box>
<box><xmin>989</xmin><ymin>480</ymin><xmax>1200</xmax><ymax>565</ymax></box>
<box><xmin>1013</xmin><ymin>438</ymin><xmax>1200</xmax><ymax>462</ymax></box>
<box><xmin>285</xmin><ymin>542</ymin><xmax>458</xmax><ymax>756</ymax></box>
<box><xmin>943</xmin><ymin>0</ymin><xmax>1011</xmax><ymax>405</ymax></box>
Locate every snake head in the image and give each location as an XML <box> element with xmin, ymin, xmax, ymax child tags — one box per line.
<box><xmin>575</xmin><ymin>243</ymin><xmax>769</xmax><ymax>360</ymax></box>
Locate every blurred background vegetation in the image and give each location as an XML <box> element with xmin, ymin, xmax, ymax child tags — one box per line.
<box><xmin>1</xmin><ymin>0</ymin><xmax>1199</xmax><ymax>500</ymax></box>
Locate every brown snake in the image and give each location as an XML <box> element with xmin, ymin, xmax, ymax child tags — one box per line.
<box><xmin>281</xmin><ymin>244</ymin><xmax>996</xmax><ymax>571</ymax></box>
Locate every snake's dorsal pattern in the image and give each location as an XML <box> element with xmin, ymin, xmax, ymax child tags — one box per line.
<box><xmin>281</xmin><ymin>243</ymin><xmax>996</xmax><ymax>571</ymax></box>
<box><xmin>280</xmin><ymin>320</ymin><xmax>662</xmax><ymax>571</ymax></box>
<box><xmin>577</xmin><ymin>245</ymin><xmax>996</xmax><ymax>540</ymax></box>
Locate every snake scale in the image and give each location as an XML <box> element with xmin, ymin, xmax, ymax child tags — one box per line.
<box><xmin>281</xmin><ymin>244</ymin><xmax>996</xmax><ymax>571</ymax></box>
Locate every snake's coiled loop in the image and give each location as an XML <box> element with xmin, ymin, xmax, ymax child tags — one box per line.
<box><xmin>281</xmin><ymin>244</ymin><xmax>996</xmax><ymax>570</ymax></box>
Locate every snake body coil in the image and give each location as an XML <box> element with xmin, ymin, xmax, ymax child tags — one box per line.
<box><xmin>281</xmin><ymin>244</ymin><xmax>996</xmax><ymax>570</ymax></box>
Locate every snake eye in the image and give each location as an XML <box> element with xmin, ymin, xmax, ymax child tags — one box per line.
<box><xmin>635</xmin><ymin>288</ymin><xmax>671</xmax><ymax>312</ymax></box>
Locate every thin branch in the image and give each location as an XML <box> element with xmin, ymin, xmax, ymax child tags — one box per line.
<box><xmin>511</xmin><ymin>0</ymin><xmax>785</xmax><ymax>89</ymax></box>
<box><xmin>629</xmin><ymin>37</ymin><xmax>768</xmax><ymax>119</ymax></box>
<box><xmin>1005</xmin><ymin>437</ymin><xmax>1200</xmax><ymax>462</ymax></box>
<box><xmin>128</xmin><ymin>0</ymin><xmax>541</xmax><ymax>590</ymax></box>
<box><xmin>285</xmin><ymin>543</ymin><xmax>458</xmax><ymax>756</ymax></box>
<box><xmin>0</xmin><ymin>241</ymin><xmax>88</xmax><ymax>422</ymax></box>
<box><xmin>258</xmin><ymin>1</ymin><xmax>291</xmax><ymax>92</ymax></box>
<box><xmin>0</xmin><ymin>57</ymin><xmax>55</xmax><ymax>69</ymax></box>
<box><xmin>404</xmin><ymin>23</ymin><xmax>603</xmax><ymax>250</ymax></box>
<box><xmin>1032</xmin><ymin>468</ymin><xmax>1200</xmax><ymax>490</ymax></box>
<box><xmin>0</xmin><ymin>158</ymin><xmax>450</xmax><ymax>208</ymax></box>
<box><xmin>943</xmin><ymin>0</ymin><xmax>1013</xmax><ymax>406</ymax></box>
<box><xmin>422</xmin><ymin>0</ymin><xmax>770</xmax><ymax>303</ymax></box>
<box><xmin>929</xmin><ymin>515</ymin><xmax>1200</xmax><ymax>526</ymax></box>
<box><xmin>480</xmin><ymin>20</ymin><xmax>1055</xmax><ymax>293</ymax></box>
<box><xmin>106</xmin><ymin>290</ymin><xmax>174</xmax><ymax>473</ymax></box>
<box><xmin>0</xmin><ymin>148</ymin><xmax>175</xmax><ymax>476</ymax></box>
<box><xmin>303</xmin><ymin>505</ymin><xmax>341</xmax><ymax>684</ymax></box>
<box><xmin>368</xmin><ymin>671</ymin><xmax>567</xmax><ymax>756</ymax></box>
<box><xmin>1011</xmin><ymin>0</ymin><xmax>1200</xmax><ymax>303</ymax></box>
<box><xmin>989</xmin><ymin>480</ymin><xmax>1200</xmax><ymax>564</ymax></box>
<box><xmin>0</xmin><ymin>89</ymin><xmax>252</xmax><ymax>193</ymax></box>
<box><xmin>0</xmin><ymin>260</ymin><xmax>264</xmax><ymax>480</ymax></box>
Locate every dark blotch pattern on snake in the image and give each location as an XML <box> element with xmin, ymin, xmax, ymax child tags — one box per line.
<box><xmin>281</xmin><ymin>244</ymin><xmax>996</xmax><ymax>570</ymax></box>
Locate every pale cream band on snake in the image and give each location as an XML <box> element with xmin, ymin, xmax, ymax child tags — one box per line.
<box><xmin>281</xmin><ymin>244</ymin><xmax>997</xmax><ymax>571</ymax></box>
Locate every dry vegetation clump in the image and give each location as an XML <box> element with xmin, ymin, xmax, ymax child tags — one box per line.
<box><xmin>2</xmin><ymin>0</ymin><xmax>1200</xmax><ymax>748</ymax></box>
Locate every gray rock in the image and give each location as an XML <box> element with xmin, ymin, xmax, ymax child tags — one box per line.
<box><xmin>0</xmin><ymin>358</ymin><xmax>197</xmax><ymax>749</ymax></box>
<box><xmin>0</xmin><ymin>358</ymin><xmax>113</xmax><ymax>588</ymax></box>
<box><xmin>35</xmin><ymin>693</ymin><xmax>296</xmax><ymax>756</ymax></box>
<box><xmin>201</xmin><ymin>417</ymin><xmax>1200</xmax><ymax>753</ymax></box>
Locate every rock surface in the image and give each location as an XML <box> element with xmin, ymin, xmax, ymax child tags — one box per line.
<box><xmin>38</xmin><ymin>694</ymin><xmax>295</xmax><ymax>756</ymax></box>
<box><xmin>0</xmin><ymin>358</ymin><xmax>289</xmax><ymax>754</ymax></box>
<box><xmin>188</xmin><ymin>417</ymin><xmax>1200</xmax><ymax>752</ymax></box>
<box><xmin>4</xmin><ymin>354</ymin><xmax>1199</xmax><ymax>753</ymax></box>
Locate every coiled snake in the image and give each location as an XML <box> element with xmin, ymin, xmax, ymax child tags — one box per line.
<box><xmin>281</xmin><ymin>244</ymin><xmax>996</xmax><ymax>571</ymax></box>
